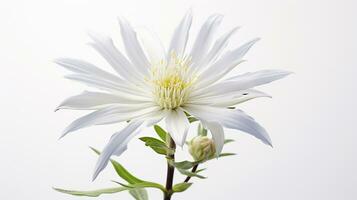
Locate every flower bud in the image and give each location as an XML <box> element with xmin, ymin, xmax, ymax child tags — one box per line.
<box><xmin>188</xmin><ymin>136</ymin><xmax>216</xmax><ymax>161</ymax></box>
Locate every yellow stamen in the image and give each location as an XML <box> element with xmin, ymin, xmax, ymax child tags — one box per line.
<box><xmin>148</xmin><ymin>53</ymin><xmax>195</xmax><ymax>109</ymax></box>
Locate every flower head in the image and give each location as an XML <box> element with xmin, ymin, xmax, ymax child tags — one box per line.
<box><xmin>56</xmin><ymin>10</ymin><xmax>291</xmax><ymax>180</ymax></box>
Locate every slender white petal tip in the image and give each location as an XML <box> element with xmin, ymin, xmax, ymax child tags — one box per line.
<box><xmin>92</xmin><ymin>121</ymin><xmax>144</xmax><ymax>180</ymax></box>
<box><xmin>263</xmin><ymin>136</ymin><xmax>273</xmax><ymax>147</ymax></box>
<box><xmin>53</xmin><ymin>58</ymin><xmax>65</xmax><ymax>65</ymax></box>
<box><xmin>283</xmin><ymin>70</ymin><xmax>294</xmax><ymax>76</ymax></box>
<box><xmin>61</xmin><ymin>128</ymin><xmax>70</xmax><ymax>138</ymax></box>
<box><xmin>270</xmin><ymin>68</ymin><xmax>293</xmax><ymax>79</ymax></box>
<box><xmin>58</xmin><ymin>133</ymin><xmax>66</xmax><ymax>140</ymax></box>
<box><xmin>92</xmin><ymin>170</ymin><xmax>100</xmax><ymax>181</ymax></box>
<box><xmin>273</xmin><ymin>69</ymin><xmax>293</xmax><ymax>75</ymax></box>
<box><xmin>242</xmin><ymin>37</ymin><xmax>260</xmax><ymax>51</ymax></box>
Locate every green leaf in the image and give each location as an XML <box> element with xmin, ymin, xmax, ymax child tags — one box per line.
<box><xmin>53</xmin><ymin>187</ymin><xmax>127</xmax><ymax>197</ymax></box>
<box><xmin>139</xmin><ymin>137</ymin><xmax>166</xmax><ymax>146</ymax></box>
<box><xmin>90</xmin><ymin>147</ymin><xmax>144</xmax><ymax>184</ymax></box>
<box><xmin>139</xmin><ymin>137</ymin><xmax>173</xmax><ymax>155</ymax></box>
<box><xmin>171</xmin><ymin>160</ymin><xmax>206</xmax><ymax>179</ymax></box>
<box><xmin>115</xmin><ymin>181</ymin><xmax>166</xmax><ymax>192</ymax></box>
<box><xmin>172</xmin><ymin>183</ymin><xmax>193</xmax><ymax>193</ymax></box>
<box><xmin>219</xmin><ymin>153</ymin><xmax>236</xmax><ymax>158</ymax></box>
<box><xmin>129</xmin><ymin>188</ymin><xmax>149</xmax><ymax>200</ymax></box>
<box><xmin>172</xmin><ymin>160</ymin><xmax>199</xmax><ymax>170</ymax></box>
<box><xmin>154</xmin><ymin>125</ymin><xmax>167</xmax><ymax>141</ymax></box>
<box><xmin>195</xmin><ymin>168</ymin><xmax>206</xmax><ymax>173</ymax></box>
<box><xmin>177</xmin><ymin>168</ymin><xmax>206</xmax><ymax>179</ymax></box>
<box><xmin>224</xmin><ymin>139</ymin><xmax>235</xmax><ymax>144</ymax></box>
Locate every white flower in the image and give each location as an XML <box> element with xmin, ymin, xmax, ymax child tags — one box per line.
<box><xmin>56</xmin><ymin>10</ymin><xmax>291</xmax><ymax>180</ymax></box>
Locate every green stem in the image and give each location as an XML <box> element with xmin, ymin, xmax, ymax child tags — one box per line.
<box><xmin>164</xmin><ymin>136</ymin><xmax>176</xmax><ymax>200</ymax></box>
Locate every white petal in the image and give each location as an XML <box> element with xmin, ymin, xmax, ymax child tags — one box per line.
<box><xmin>190</xmin><ymin>14</ymin><xmax>223</xmax><ymax>66</ymax></box>
<box><xmin>188</xmin><ymin>89</ymin><xmax>271</xmax><ymax>107</ymax></box>
<box><xmin>65</xmin><ymin>74</ymin><xmax>150</xmax><ymax>98</ymax></box>
<box><xmin>136</xmin><ymin>27</ymin><xmax>166</xmax><ymax>64</ymax></box>
<box><xmin>144</xmin><ymin>110</ymin><xmax>167</xmax><ymax>127</ymax></box>
<box><xmin>92</xmin><ymin>120</ymin><xmax>144</xmax><ymax>180</ymax></box>
<box><xmin>193</xmin><ymin>27</ymin><xmax>239</xmax><ymax>73</ymax></box>
<box><xmin>112</xmin><ymin>110</ymin><xmax>166</xmax><ymax>156</ymax></box>
<box><xmin>165</xmin><ymin>108</ymin><xmax>190</xmax><ymax>146</ymax></box>
<box><xmin>55</xmin><ymin>58</ymin><xmax>150</xmax><ymax>97</ymax></box>
<box><xmin>56</xmin><ymin>91</ymin><xmax>150</xmax><ymax>111</ymax></box>
<box><xmin>55</xmin><ymin>58</ymin><xmax>122</xmax><ymax>84</ymax></box>
<box><xmin>203</xmin><ymin>121</ymin><xmax>225</xmax><ymax>155</ymax></box>
<box><xmin>227</xmin><ymin>69</ymin><xmax>293</xmax><ymax>82</ymax></box>
<box><xmin>195</xmin><ymin>38</ymin><xmax>260</xmax><ymax>88</ymax></box>
<box><xmin>87</xmin><ymin>32</ymin><xmax>145</xmax><ymax>84</ymax></box>
<box><xmin>183</xmin><ymin>105</ymin><xmax>272</xmax><ymax>146</ymax></box>
<box><xmin>168</xmin><ymin>10</ymin><xmax>193</xmax><ymax>57</ymax></box>
<box><xmin>223</xmin><ymin>109</ymin><xmax>272</xmax><ymax>146</ymax></box>
<box><xmin>192</xmin><ymin>70</ymin><xmax>292</xmax><ymax>98</ymax></box>
<box><xmin>220</xmin><ymin>89</ymin><xmax>271</xmax><ymax>106</ymax></box>
<box><xmin>61</xmin><ymin>104</ymin><xmax>159</xmax><ymax>137</ymax></box>
<box><xmin>119</xmin><ymin>18</ymin><xmax>150</xmax><ymax>74</ymax></box>
<box><xmin>97</xmin><ymin>106</ymin><xmax>162</xmax><ymax>126</ymax></box>
<box><xmin>113</xmin><ymin>145</ymin><xmax>128</xmax><ymax>156</ymax></box>
<box><xmin>64</xmin><ymin>74</ymin><xmax>120</xmax><ymax>93</ymax></box>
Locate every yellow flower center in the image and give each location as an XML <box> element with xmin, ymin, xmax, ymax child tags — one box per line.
<box><xmin>149</xmin><ymin>54</ymin><xmax>195</xmax><ymax>109</ymax></box>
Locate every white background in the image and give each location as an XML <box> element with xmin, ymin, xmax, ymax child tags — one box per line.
<box><xmin>0</xmin><ymin>0</ymin><xmax>356</xmax><ymax>199</ymax></box>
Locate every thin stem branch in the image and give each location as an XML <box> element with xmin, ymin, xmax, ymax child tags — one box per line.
<box><xmin>164</xmin><ymin>136</ymin><xmax>176</xmax><ymax>200</ymax></box>
<box><xmin>183</xmin><ymin>164</ymin><xmax>199</xmax><ymax>183</ymax></box>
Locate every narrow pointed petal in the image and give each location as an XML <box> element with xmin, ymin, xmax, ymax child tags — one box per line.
<box><xmin>221</xmin><ymin>89</ymin><xmax>271</xmax><ymax>106</ymax></box>
<box><xmin>56</xmin><ymin>91</ymin><xmax>123</xmax><ymax>110</ymax></box>
<box><xmin>56</xmin><ymin>91</ymin><xmax>150</xmax><ymax>111</ymax></box>
<box><xmin>113</xmin><ymin>145</ymin><xmax>128</xmax><ymax>156</ymax></box>
<box><xmin>61</xmin><ymin>105</ymin><xmax>159</xmax><ymax>138</ymax></box>
<box><xmin>165</xmin><ymin>108</ymin><xmax>190</xmax><ymax>146</ymax></box>
<box><xmin>64</xmin><ymin>74</ymin><xmax>150</xmax><ymax>98</ymax></box>
<box><xmin>55</xmin><ymin>58</ymin><xmax>150</xmax><ymax>96</ymax></box>
<box><xmin>61</xmin><ymin>106</ymin><xmax>119</xmax><ymax>138</ymax></box>
<box><xmin>118</xmin><ymin>18</ymin><xmax>150</xmax><ymax>74</ymax></box>
<box><xmin>64</xmin><ymin>74</ymin><xmax>122</xmax><ymax>93</ymax></box>
<box><xmin>92</xmin><ymin>120</ymin><xmax>144</xmax><ymax>181</ymax></box>
<box><xmin>195</xmin><ymin>38</ymin><xmax>260</xmax><ymax>88</ymax></box>
<box><xmin>188</xmin><ymin>89</ymin><xmax>271</xmax><ymax>107</ymax></box>
<box><xmin>54</xmin><ymin>58</ymin><xmax>122</xmax><ymax>84</ymax></box>
<box><xmin>168</xmin><ymin>10</ymin><xmax>193</xmax><ymax>57</ymax></box>
<box><xmin>136</xmin><ymin>27</ymin><xmax>166</xmax><ymax>64</ymax></box>
<box><xmin>194</xmin><ymin>27</ymin><xmax>239</xmax><ymax>73</ymax></box>
<box><xmin>87</xmin><ymin>32</ymin><xmax>144</xmax><ymax>84</ymax></box>
<box><xmin>193</xmin><ymin>70</ymin><xmax>292</xmax><ymax>98</ymax></box>
<box><xmin>144</xmin><ymin>110</ymin><xmax>167</xmax><ymax>127</ymax></box>
<box><xmin>204</xmin><ymin>121</ymin><xmax>225</xmax><ymax>155</ymax></box>
<box><xmin>190</xmin><ymin>14</ymin><xmax>223</xmax><ymax>66</ymax></box>
<box><xmin>183</xmin><ymin>105</ymin><xmax>272</xmax><ymax>146</ymax></box>
<box><xmin>224</xmin><ymin>109</ymin><xmax>272</xmax><ymax>146</ymax></box>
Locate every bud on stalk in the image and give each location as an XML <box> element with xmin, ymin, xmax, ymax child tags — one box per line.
<box><xmin>188</xmin><ymin>136</ymin><xmax>216</xmax><ymax>162</ymax></box>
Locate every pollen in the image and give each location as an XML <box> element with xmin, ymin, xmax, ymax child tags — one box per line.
<box><xmin>149</xmin><ymin>53</ymin><xmax>195</xmax><ymax>109</ymax></box>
